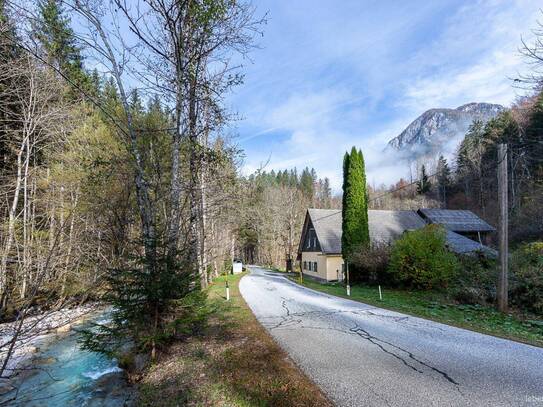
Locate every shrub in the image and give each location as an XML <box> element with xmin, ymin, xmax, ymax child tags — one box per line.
<box><xmin>388</xmin><ymin>225</ymin><xmax>459</xmax><ymax>289</ymax></box>
<box><xmin>350</xmin><ymin>242</ymin><xmax>392</xmax><ymax>284</ymax></box>
<box><xmin>450</xmin><ymin>255</ymin><xmax>497</xmax><ymax>304</ymax></box>
<box><xmin>510</xmin><ymin>242</ymin><xmax>543</xmax><ymax>315</ymax></box>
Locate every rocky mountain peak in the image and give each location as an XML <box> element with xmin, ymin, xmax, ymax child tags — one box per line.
<box><xmin>387</xmin><ymin>102</ymin><xmax>504</xmax><ymax>155</ymax></box>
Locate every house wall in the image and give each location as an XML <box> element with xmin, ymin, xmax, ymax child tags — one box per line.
<box><xmin>301</xmin><ymin>252</ymin><xmax>344</xmax><ymax>281</ymax></box>
<box><xmin>326</xmin><ymin>256</ymin><xmax>344</xmax><ymax>281</ymax></box>
<box><xmin>301</xmin><ymin>251</ymin><xmax>328</xmax><ymax>281</ymax></box>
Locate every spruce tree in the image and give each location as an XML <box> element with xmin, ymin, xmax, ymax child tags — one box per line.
<box><xmin>525</xmin><ymin>91</ymin><xmax>543</xmax><ymax>176</ymax></box>
<box><xmin>342</xmin><ymin>147</ymin><xmax>369</xmax><ymax>263</ymax></box>
<box><xmin>416</xmin><ymin>164</ymin><xmax>431</xmax><ymax>194</ymax></box>
<box><xmin>322</xmin><ymin>177</ymin><xmax>331</xmax><ymax>208</ymax></box>
<box><xmin>0</xmin><ymin>0</ymin><xmax>21</xmax><ymax>169</ymax></box>
<box><xmin>300</xmin><ymin>167</ymin><xmax>314</xmax><ymax>199</ymax></box>
<box><xmin>436</xmin><ymin>155</ymin><xmax>451</xmax><ymax>206</ymax></box>
<box><xmin>36</xmin><ymin>0</ymin><xmax>90</xmax><ymax>93</ymax></box>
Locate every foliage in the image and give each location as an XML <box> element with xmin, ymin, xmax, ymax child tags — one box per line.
<box><xmin>510</xmin><ymin>242</ymin><xmax>543</xmax><ymax>315</ymax></box>
<box><xmin>138</xmin><ymin>273</ymin><xmax>333</xmax><ymax>407</ymax></box>
<box><xmin>36</xmin><ymin>0</ymin><xmax>92</xmax><ymax>94</ymax></box>
<box><xmin>450</xmin><ymin>254</ymin><xmax>497</xmax><ymax>305</ymax></box>
<box><xmin>416</xmin><ymin>164</ymin><xmax>431</xmax><ymax>194</ymax></box>
<box><xmin>238</xmin><ymin>166</ymin><xmax>334</xmax><ymax>267</ymax></box>
<box><xmin>436</xmin><ymin>155</ymin><xmax>451</xmax><ymax>205</ymax></box>
<box><xmin>80</xmin><ymin>244</ymin><xmax>209</xmax><ymax>356</ymax></box>
<box><xmin>350</xmin><ymin>242</ymin><xmax>392</xmax><ymax>284</ymax></box>
<box><xmin>388</xmin><ymin>225</ymin><xmax>459</xmax><ymax>289</ymax></box>
<box><xmin>342</xmin><ymin>146</ymin><xmax>369</xmax><ymax>262</ymax></box>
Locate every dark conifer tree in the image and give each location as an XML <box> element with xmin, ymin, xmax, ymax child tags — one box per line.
<box><xmin>0</xmin><ymin>0</ymin><xmax>21</xmax><ymax>169</ymax></box>
<box><xmin>342</xmin><ymin>147</ymin><xmax>369</xmax><ymax>263</ymax></box>
<box><xmin>436</xmin><ymin>155</ymin><xmax>451</xmax><ymax>206</ymax></box>
<box><xmin>524</xmin><ymin>91</ymin><xmax>543</xmax><ymax>176</ymax></box>
<box><xmin>35</xmin><ymin>0</ymin><xmax>90</xmax><ymax>93</ymax></box>
<box><xmin>417</xmin><ymin>164</ymin><xmax>431</xmax><ymax>194</ymax></box>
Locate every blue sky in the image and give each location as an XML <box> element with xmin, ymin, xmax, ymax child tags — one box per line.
<box><xmin>227</xmin><ymin>0</ymin><xmax>541</xmax><ymax>190</ymax></box>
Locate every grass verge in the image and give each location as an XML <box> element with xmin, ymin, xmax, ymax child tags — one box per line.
<box><xmin>292</xmin><ymin>277</ymin><xmax>543</xmax><ymax>348</ymax></box>
<box><xmin>137</xmin><ymin>272</ymin><xmax>332</xmax><ymax>407</ymax></box>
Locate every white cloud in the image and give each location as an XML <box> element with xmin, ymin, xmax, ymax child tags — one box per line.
<box><xmin>236</xmin><ymin>0</ymin><xmax>542</xmax><ymax>192</ymax></box>
<box><xmin>402</xmin><ymin>0</ymin><xmax>539</xmax><ymax>112</ymax></box>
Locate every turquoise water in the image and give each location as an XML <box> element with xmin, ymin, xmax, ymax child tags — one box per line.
<box><xmin>1</xmin><ymin>315</ymin><xmax>132</xmax><ymax>406</ymax></box>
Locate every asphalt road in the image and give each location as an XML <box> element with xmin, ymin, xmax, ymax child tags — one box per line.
<box><xmin>239</xmin><ymin>266</ymin><xmax>543</xmax><ymax>407</ymax></box>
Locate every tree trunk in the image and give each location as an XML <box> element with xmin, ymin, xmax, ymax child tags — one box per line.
<box><xmin>0</xmin><ymin>137</ymin><xmax>27</xmax><ymax>309</ymax></box>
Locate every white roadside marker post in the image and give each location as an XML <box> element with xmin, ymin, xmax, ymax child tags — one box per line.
<box><xmin>378</xmin><ymin>285</ymin><xmax>382</xmax><ymax>301</ymax></box>
<box><xmin>226</xmin><ymin>268</ymin><xmax>230</xmax><ymax>301</ymax></box>
<box><xmin>346</xmin><ymin>263</ymin><xmax>351</xmax><ymax>296</ymax></box>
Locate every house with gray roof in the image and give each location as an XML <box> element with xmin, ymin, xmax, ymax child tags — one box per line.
<box><xmin>297</xmin><ymin>208</ymin><xmax>496</xmax><ymax>282</ymax></box>
<box><xmin>417</xmin><ymin>208</ymin><xmax>495</xmax><ymax>244</ymax></box>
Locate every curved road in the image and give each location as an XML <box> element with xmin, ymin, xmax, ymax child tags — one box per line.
<box><xmin>239</xmin><ymin>266</ymin><xmax>543</xmax><ymax>407</ymax></box>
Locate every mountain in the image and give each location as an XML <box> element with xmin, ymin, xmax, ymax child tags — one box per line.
<box><xmin>387</xmin><ymin>103</ymin><xmax>504</xmax><ymax>156</ymax></box>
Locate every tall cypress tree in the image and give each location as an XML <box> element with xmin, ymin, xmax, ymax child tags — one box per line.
<box><xmin>342</xmin><ymin>147</ymin><xmax>369</xmax><ymax>262</ymax></box>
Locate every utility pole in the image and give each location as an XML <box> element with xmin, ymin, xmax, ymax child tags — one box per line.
<box><xmin>497</xmin><ymin>144</ymin><xmax>508</xmax><ymax>312</ymax></box>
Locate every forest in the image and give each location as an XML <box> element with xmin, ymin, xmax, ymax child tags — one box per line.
<box><xmin>0</xmin><ymin>0</ymin><xmax>271</xmax><ymax>377</ymax></box>
<box><xmin>0</xmin><ymin>0</ymin><xmax>543</xmax><ymax>403</ymax></box>
<box><xmin>369</xmin><ymin>92</ymin><xmax>543</xmax><ymax>247</ymax></box>
<box><xmin>0</xmin><ymin>0</ymin><xmax>342</xmax><ymax>387</ymax></box>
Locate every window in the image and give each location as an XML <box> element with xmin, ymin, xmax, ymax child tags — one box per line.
<box><xmin>308</xmin><ymin>262</ymin><xmax>312</xmax><ymax>271</ymax></box>
<box><xmin>313</xmin><ymin>262</ymin><xmax>318</xmax><ymax>272</ymax></box>
<box><xmin>306</xmin><ymin>228</ymin><xmax>315</xmax><ymax>249</ymax></box>
<box><xmin>303</xmin><ymin>261</ymin><xmax>307</xmax><ymax>270</ymax></box>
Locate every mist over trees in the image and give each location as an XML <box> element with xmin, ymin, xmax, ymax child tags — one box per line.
<box><xmin>369</xmin><ymin>93</ymin><xmax>543</xmax><ymax>245</ymax></box>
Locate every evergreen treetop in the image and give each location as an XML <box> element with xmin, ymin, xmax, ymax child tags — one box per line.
<box><xmin>342</xmin><ymin>146</ymin><xmax>369</xmax><ymax>262</ymax></box>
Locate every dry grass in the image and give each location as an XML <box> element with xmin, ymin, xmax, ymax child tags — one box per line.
<box><xmin>137</xmin><ymin>273</ymin><xmax>332</xmax><ymax>407</ymax></box>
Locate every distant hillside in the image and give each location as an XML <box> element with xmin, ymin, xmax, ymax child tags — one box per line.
<box><xmin>387</xmin><ymin>103</ymin><xmax>504</xmax><ymax>157</ymax></box>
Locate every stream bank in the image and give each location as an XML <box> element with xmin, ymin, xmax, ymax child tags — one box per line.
<box><xmin>0</xmin><ymin>307</ymin><xmax>135</xmax><ymax>406</ymax></box>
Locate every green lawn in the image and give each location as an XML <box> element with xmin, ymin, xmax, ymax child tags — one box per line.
<box><xmin>292</xmin><ymin>277</ymin><xmax>543</xmax><ymax>348</ymax></box>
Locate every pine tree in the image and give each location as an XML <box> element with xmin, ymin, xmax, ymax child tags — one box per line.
<box><xmin>416</xmin><ymin>164</ymin><xmax>431</xmax><ymax>195</ymax></box>
<box><xmin>525</xmin><ymin>91</ymin><xmax>543</xmax><ymax>176</ymax></box>
<box><xmin>0</xmin><ymin>0</ymin><xmax>18</xmax><ymax>60</ymax></box>
<box><xmin>436</xmin><ymin>155</ymin><xmax>451</xmax><ymax>206</ymax></box>
<box><xmin>300</xmin><ymin>167</ymin><xmax>314</xmax><ymax>200</ymax></box>
<box><xmin>35</xmin><ymin>0</ymin><xmax>90</xmax><ymax>93</ymax></box>
<box><xmin>342</xmin><ymin>147</ymin><xmax>369</xmax><ymax>263</ymax></box>
<box><xmin>0</xmin><ymin>0</ymin><xmax>21</xmax><ymax>169</ymax></box>
<box><xmin>322</xmin><ymin>177</ymin><xmax>331</xmax><ymax>208</ymax></box>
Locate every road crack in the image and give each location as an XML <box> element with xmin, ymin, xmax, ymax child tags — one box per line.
<box><xmin>350</xmin><ymin>325</ymin><xmax>459</xmax><ymax>387</ymax></box>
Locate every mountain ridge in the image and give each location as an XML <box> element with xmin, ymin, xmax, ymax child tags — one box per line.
<box><xmin>387</xmin><ymin>102</ymin><xmax>504</xmax><ymax>155</ymax></box>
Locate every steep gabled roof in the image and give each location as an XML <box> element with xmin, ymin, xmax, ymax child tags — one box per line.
<box><xmin>299</xmin><ymin>208</ymin><xmax>496</xmax><ymax>258</ymax></box>
<box><xmin>300</xmin><ymin>209</ymin><xmax>426</xmax><ymax>255</ymax></box>
<box><xmin>418</xmin><ymin>209</ymin><xmax>495</xmax><ymax>233</ymax></box>
<box><xmin>306</xmin><ymin>209</ymin><xmax>342</xmax><ymax>254</ymax></box>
